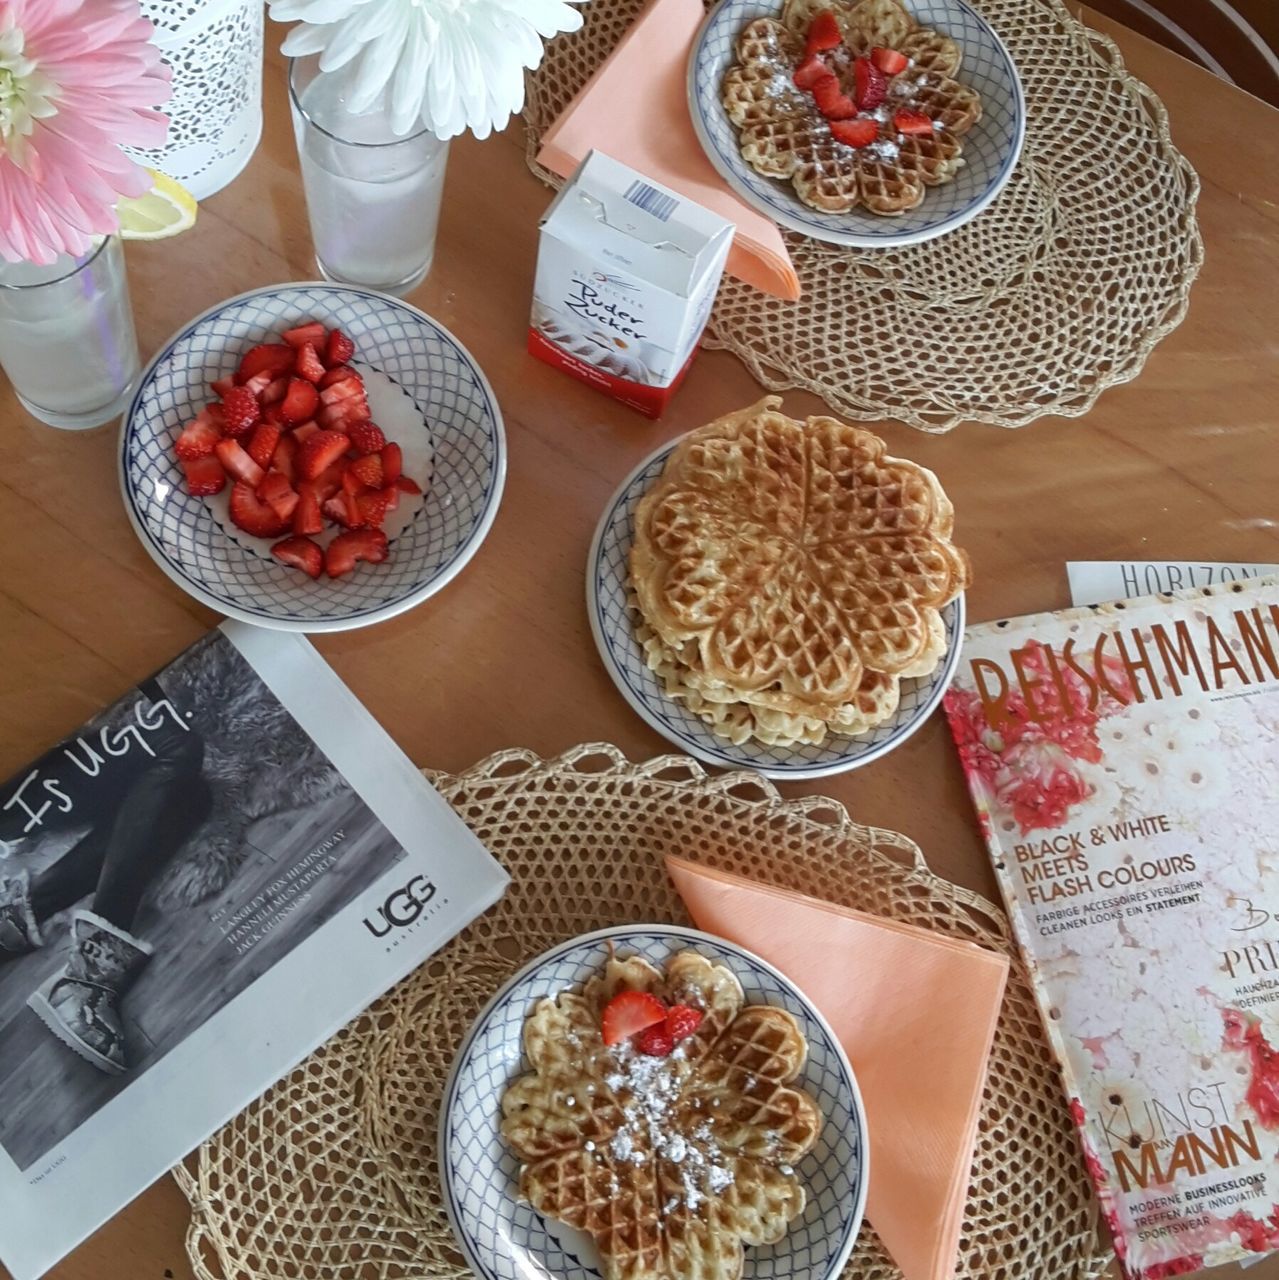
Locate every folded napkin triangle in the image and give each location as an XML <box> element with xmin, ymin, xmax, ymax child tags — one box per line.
<box><xmin>536</xmin><ymin>0</ymin><xmax>801</xmax><ymax>300</ymax></box>
<box><xmin>666</xmin><ymin>857</ymin><xmax>1009</xmax><ymax>1280</ymax></box>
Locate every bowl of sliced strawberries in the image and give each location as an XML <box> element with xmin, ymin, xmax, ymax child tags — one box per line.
<box><xmin>120</xmin><ymin>284</ymin><xmax>506</xmax><ymax>630</ymax></box>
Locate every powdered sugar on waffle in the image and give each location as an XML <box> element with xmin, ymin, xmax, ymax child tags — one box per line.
<box><xmin>603</xmin><ymin>1040</ymin><xmax>736</xmax><ymax>1213</ymax></box>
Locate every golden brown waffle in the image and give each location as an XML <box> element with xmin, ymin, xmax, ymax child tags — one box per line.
<box><xmin>628</xmin><ymin>397</ymin><xmax>968</xmax><ymax>748</ymax></box>
<box><xmin>502</xmin><ymin>948</ymin><xmax>821</xmax><ymax>1280</ymax></box>
<box><xmin>721</xmin><ymin>0</ymin><xmax>982</xmax><ymax>216</ymax></box>
<box><xmin>634</xmin><ymin>603</ymin><xmax>901</xmax><ymax>748</ymax></box>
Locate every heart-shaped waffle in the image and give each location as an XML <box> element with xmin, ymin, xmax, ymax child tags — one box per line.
<box><xmin>628</xmin><ymin>397</ymin><xmax>968</xmax><ymax>746</ymax></box>
<box><xmin>502</xmin><ymin>950</ymin><xmax>822</xmax><ymax>1280</ymax></box>
<box><xmin>721</xmin><ymin>0</ymin><xmax>982</xmax><ymax>215</ymax></box>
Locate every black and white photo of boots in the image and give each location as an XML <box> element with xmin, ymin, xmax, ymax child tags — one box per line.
<box><xmin>0</xmin><ymin>873</ymin><xmax>42</xmax><ymax>958</ymax></box>
<box><xmin>0</xmin><ymin>629</ymin><xmax>409</xmax><ymax>1169</ymax></box>
<box><xmin>27</xmin><ymin>912</ymin><xmax>153</xmax><ymax>1076</ymax></box>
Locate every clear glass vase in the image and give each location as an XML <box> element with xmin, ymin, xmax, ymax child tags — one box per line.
<box><xmin>0</xmin><ymin>236</ymin><xmax>141</xmax><ymax>431</ymax></box>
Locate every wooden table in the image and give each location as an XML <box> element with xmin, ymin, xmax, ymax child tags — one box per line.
<box><xmin>2</xmin><ymin>11</ymin><xmax>1277</xmax><ymax>1280</ymax></box>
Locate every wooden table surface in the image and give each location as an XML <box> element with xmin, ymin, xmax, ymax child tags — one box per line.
<box><xmin>2</xmin><ymin>10</ymin><xmax>1277</xmax><ymax>1280</ymax></box>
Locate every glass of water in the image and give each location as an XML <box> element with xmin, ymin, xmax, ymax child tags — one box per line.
<box><xmin>288</xmin><ymin>55</ymin><xmax>450</xmax><ymax>295</ymax></box>
<box><xmin>0</xmin><ymin>235</ymin><xmax>141</xmax><ymax>431</ymax></box>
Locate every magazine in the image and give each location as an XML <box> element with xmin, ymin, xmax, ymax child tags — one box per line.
<box><xmin>0</xmin><ymin>623</ymin><xmax>508</xmax><ymax>1280</ymax></box>
<box><xmin>943</xmin><ymin>577</ymin><xmax>1279</xmax><ymax>1279</ymax></box>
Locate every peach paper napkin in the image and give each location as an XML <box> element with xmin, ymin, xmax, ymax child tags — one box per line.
<box><xmin>536</xmin><ymin>0</ymin><xmax>801</xmax><ymax>300</ymax></box>
<box><xmin>667</xmin><ymin>857</ymin><xmax>1010</xmax><ymax>1280</ymax></box>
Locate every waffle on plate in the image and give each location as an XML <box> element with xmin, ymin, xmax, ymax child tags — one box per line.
<box><xmin>722</xmin><ymin>0</ymin><xmax>982</xmax><ymax>215</ymax></box>
<box><xmin>501</xmin><ymin>949</ymin><xmax>822</xmax><ymax>1280</ymax></box>
<box><xmin>628</xmin><ymin>396</ymin><xmax>969</xmax><ymax>748</ymax></box>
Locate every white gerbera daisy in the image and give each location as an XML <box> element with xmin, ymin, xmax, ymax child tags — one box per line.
<box><xmin>270</xmin><ymin>0</ymin><xmax>586</xmax><ymax>139</ymax></box>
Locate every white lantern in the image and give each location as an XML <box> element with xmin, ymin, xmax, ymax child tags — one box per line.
<box><xmin>127</xmin><ymin>0</ymin><xmax>266</xmax><ymax>200</ymax></box>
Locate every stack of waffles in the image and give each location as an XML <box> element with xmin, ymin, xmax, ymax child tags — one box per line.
<box><xmin>501</xmin><ymin>950</ymin><xmax>822</xmax><ymax>1280</ymax></box>
<box><xmin>722</xmin><ymin>0</ymin><xmax>983</xmax><ymax>215</ymax></box>
<box><xmin>628</xmin><ymin>397</ymin><xmax>969</xmax><ymax>747</ymax></box>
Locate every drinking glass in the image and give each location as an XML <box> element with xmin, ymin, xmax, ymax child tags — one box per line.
<box><xmin>288</xmin><ymin>55</ymin><xmax>450</xmax><ymax>295</ymax></box>
<box><xmin>0</xmin><ymin>235</ymin><xmax>141</xmax><ymax>431</ymax></box>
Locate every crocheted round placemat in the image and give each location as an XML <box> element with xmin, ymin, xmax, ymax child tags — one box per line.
<box><xmin>176</xmin><ymin>744</ymin><xmax>1110</xmax><ymax>1280</ymax></box>
<box><xmin>521</xmin><ymin>0</ymin><xmax>1202</xmax><ymax>432</ymax></box>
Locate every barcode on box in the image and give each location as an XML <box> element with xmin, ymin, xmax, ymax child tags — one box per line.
<box><xmin>624</xmin><ymin>180</ymin><xmax>678</xmax><ymax>222</ymax></box>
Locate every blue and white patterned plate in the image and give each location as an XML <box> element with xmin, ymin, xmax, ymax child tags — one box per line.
<box><xmin>587</xmin><ymin>441</ymin><xmax>965</xmax><ymax>781</ymax></box>
<box><xmin>441</xmin><ymin>925</ymin><xmax>868</xmax><ymax>1280</ymax></box>
<box><xmin>119</xmin><ymin>283</ymin><xmax>506</xmax><ymax>632</ymax></box>
<box><xmin>688</xmin><ymin>0</ymin><xmax>1025</xmax><ymax>247</ymax></box>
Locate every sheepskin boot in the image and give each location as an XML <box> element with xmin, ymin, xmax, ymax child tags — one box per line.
<box><xmin>0</xmin><ymin>870</ymin><xmax>42</xmax><ymax>958</ymax></box>
<box><xmin>28</xmin><ymin>910</ymin><xmax>152</xmax><ymax>1075</ymax></box>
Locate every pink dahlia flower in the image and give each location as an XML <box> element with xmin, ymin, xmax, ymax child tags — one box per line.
<box><xmin>0</xmin><ymin>0</ymin><xmax>170</xmax><ymax>264</ymax></box>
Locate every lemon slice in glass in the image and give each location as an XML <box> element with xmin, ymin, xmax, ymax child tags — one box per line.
<box><xmin>116</xmin><ymin>171</ymin><xmax>198</xmax><ymax>241</ymax></box>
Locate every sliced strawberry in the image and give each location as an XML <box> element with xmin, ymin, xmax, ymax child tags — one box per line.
<box><xmin>214</xmin><ymin>438</ymin><xmax>266</xmax><ymax>487</ymax></box>
<box><xmin>262</xmin><ymin>403</ymin><xmax>291</xmax><ymax>428</ymax></box>
<box><xmin>812</xmin><ymin>73</ymin><xmax>856</xmax><ymax>120</ymax></box>
<box><xmin>228</xmin><ymin>480</ymin><xmax>289</xmax><ymax>538</ymax></box>
<box><xmin>341</xmin><ymin>466</ymin><xmax>366</xmax><ymax>498</ymax></box>
<box><xmin>295</xmin><ymin>342</ymin><xmax>326</xmax><ymax>384</ymax></box>
<box><xmin>209</xmin><ymin>376</ymin><xmax>236</xmax><ymax>399</ymax></box>
<box><xmin>380</xmin><ymin>442</ymin><xmax>403</xmax><ymax>484</ymax></box>
<box><xmin>271</xmin><ymin>535</ymin><xmax>324</xmax><ymax>579</ymax></box>
<box><xmin>272</xmin><ymin>433</ymin><xmax>298</xmax><ymax>483</ymax></box>
<box><xmin>793</xmin><ymin>53</ymin><xmax>829</xmax><ymax>90</ymax></box>
<box><xmin>281</xmin><ymin>321</ymin><xmax>327</xmax><ymax>350</ymax></box>
<box><xmin>346</xmin><ymin>420</ymin><xmax>386</xmax><ymax>455</ymax></box>
<box><xmin>637</xmin><ymin>1024</ymin><xmax>674</xmax><ymax>1057</ymax></box>
<box><xmin>325</xmin><ymin>329</ymin><xmax>355</xmax><ymax>366</ymax></box>
<box><xmin>261</xmin><ymin>375</ymin><xmax>289</xmax><ymax>406</ymax></box>
<box><xmin>318</xmin><ymin>404</ymin><xmax>363</xmax><ymax>431</ymax></box>
<box><xmin>298</xmin><ymin>428</ymin><xmax>352</xmax><ymax>480</ymax></box>
<box><xmin>205</xmin><ymin>403</ymin><xmax>226</xmax><ymax>432</ymax></box>
<box><xmin>325</xmin><ymin>528</ymin><xmax>388</xmax><ymax>578</ymax></box>
<box><xmin>349</xmin><ymin>454</ymin><xmax>384</xmax><ymax>490</ymax></box>
<box><xmin>220</xmin><ymin>385</ymin><xmax>260</xmax><ymax>438</ymax></box>
<box><xmin>322</xmin><ymin>492</ymin><xmax>361</xmax><ymax>528</ymax></box>
<box><xmin>600</xmin><ymin>990</ymin><xmax>667</xmax><ymax>1046</ymax></box>
<box><xmin>257</xmin><ymin>469</ymin><xmax>299</xmax><ymax>521</ymax></box>
<box><xmin>665</xmin><ymin>1005</ymin><xmax>704</xmax><ymax>1042</ymax></box>
<box><xmin>293</xmin><ymin>484</ymin><xmax>324</xmax><ymax>536</ymax></box>
<box><xmin>310</xmin><ymin>459</ymin><xmax>347</xmax><ymax>497</ymax></box>
<box><xmin>247</xmin><ymin>422</ymin><xmax>282</xmax><ymax>470</ymax></box>
<box><xmin>894</xmin><ymin>109</ymin><xmax>933</xmax><ymax>134</ymax></box>
<box><xmin>853</xmin><ymin>56</ymin><xmax>887</xmax><ymax>110</ymax></box>
<box><xmin>380</xmin><ymin>483</ymin><xmax>400</xmax><ymax>511</ymax></box>
<box><xmin>241</xmin><ymin>371</ymin><xmax>274</xmax><ymax>400</ymax></box>
<box><xmin>319</xmin><ymin>363</ymin><xmax>359</xmax><ymax>389</ymax></box>
<box><xmin>180</xmin><ymin>455</ymin><xmax>226</xmax><ymax>496</ymax></box>
<box><xmin>175</xmin><ymin>416</ymin><xmax>221</xmax><ymax>460</ymax></box>
<box><xmin>236</xmin><ymin>343</ymin><xmax>295</xmax><ymax>384</ymax></box>
<box><xmin>355</xmin><ymin>489</ymin><xmax>392</xmax><ymax>529</ymax></box>
<box><xmin>394</xmin><ymin>475</ymin><xmax>423</xmax><ymax>496</ymax></box>
<box><xmin>830</xmin><ymin>117</ymin><xmax>878</xmax><ymax>147</ymax></box>
<box><xmin>871</xmin><ymin>46</ymin><xmax>909</xmax><ymax>74</ymax></box>
<box><xmin>293</xmin><ymin>421</ymin><xmax>321</xmax><ymax>444</ymax></box>
<box><xmin>319</xmin><ymin>378</ymin><xmax>366</xmax><ymax>406</ymax></box>
<box><xmin>804</xmin><ymin>9</ymin><xmax>842</xmax><ymax>55</ymax></box>
<box><xmin>281</xmin><ymin>377</ymin><xmax>321</xmax><ymax>426</ymax></box>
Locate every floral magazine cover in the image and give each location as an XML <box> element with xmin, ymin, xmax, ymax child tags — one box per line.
<box><xmin>943</xmin><ymin>578</ymin><xmax>1279</xmax><ymax>1279</ymax></box>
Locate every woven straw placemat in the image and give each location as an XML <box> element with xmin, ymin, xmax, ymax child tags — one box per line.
<box><xmin>522</xmin><ymin>1</ymin><xmax>1203</xmax><ymax>432</ymax></box>
<box><xmin>176</xmin><ymin>744</ymin><xmax>1109</xmax><ymax>1280</ymax></box>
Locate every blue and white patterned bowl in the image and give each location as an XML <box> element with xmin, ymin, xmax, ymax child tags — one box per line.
<box><xmin>441</xmin><ymin>925</ymin><xmax>868</xmax><ymax>1280</ymax></box>
<box><xmin>587</xmin><ymin>441</ymin><xmax>965</xmax><ymax>781</ymax></box>
<box><xmin>120</xmin><ymin>283</ymin><xmax>506</xmax><ymax>632</ymax></box>
<box><xmin>688</xmin><ymin>0</ymin><xmax>1025</xmax><ymax>247</ymax></box>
